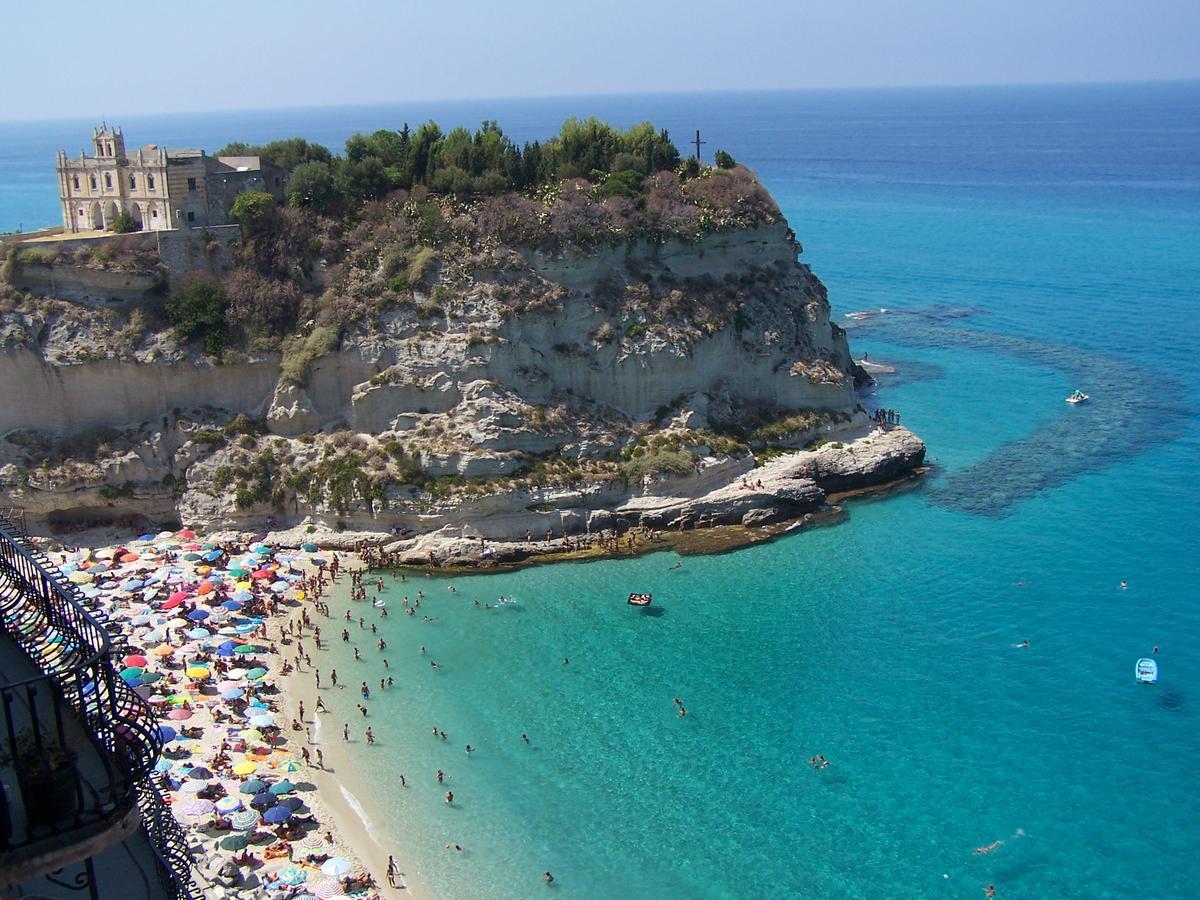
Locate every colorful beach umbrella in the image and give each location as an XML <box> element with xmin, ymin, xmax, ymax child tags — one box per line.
<box><xmin>231</xmin><ymin>809</ymin><xmax>261</xmax><ymax>830</ymax></box>
<box><xmin>179</xmin><ymin>798</ymin><xmax>214</xmax><ymax>817</ymax></box>
<box><xmin>278</xmin><ymin>865</ymin><xmax>307</xmax><ymax>886</ymax></box>
<box><xmin>215</xmin><ymin>796</ymin><xmax>242</xmax><ymax>814</ymax></box>
<box><xmin>232</xmin><ymin>762</ymin><xmax>257</xmax><ymax>776</ymax></box>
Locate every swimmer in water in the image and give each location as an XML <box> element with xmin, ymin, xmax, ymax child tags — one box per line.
<box><xmin>669</xmin><ymin>562</ymin><xmax>682</xmax><ymax>570</ymax></box>
<box><xmin>521</xmin><ymin>733</ymin><xmax>529</xmax><ymax>743</ymax></box>
<box><xmin>973</xmin><ymin>840</ymin><xmax>1003</xmax><ymax>856</ymax></box>
<box><xmin>1120</xmin><ymin>580</ymin><xmax>1128</xmax><ymax>589</ymax></box>
<box><xmin>985</xmin><ymin>886</ymin><xmax>996</xmax><ymax>899</ymax></box>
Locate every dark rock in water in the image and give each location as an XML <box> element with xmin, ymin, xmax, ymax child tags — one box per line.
<box><xmin>854</xmin><ymin>306</ymin><xmax>1192</xmax><ymax>516</ymax></box>
<box><xmin>742</xmin><ymin>507</ymin><xmax>781</xmax><ymax>527</ymax></box>
<box><xmin>1157</xmin><ymin>689</ymin><xmax>1185</xmax><ymax>711</ymax></box>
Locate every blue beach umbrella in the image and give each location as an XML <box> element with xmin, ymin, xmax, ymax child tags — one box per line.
<box><xmin>238</xmin><ymin>779</ymin><xmax>267</xmax><ymax>794</ymax></box>
<box><xmin>268</xmin><ymin>779</ymin><xmax>294</xmax><ymax>795</ymax></box>
<box><xmin>157</xmin><ymin>725</ymin><xmax>177</xmax><ymax>743</ymax></box>
<box><xmin>263</xmin><ymin>805</ymin><xmax>291</xmax><ymax>824</ymax></box>
<box><xmin>250</xmin><ymin>792</ymin><xmax>274</xmax><ymax>809</ymax></box>
<box><xmin>187</xmin><ymin>609</ymin><xmax>210</xmax><ymax>621</ymax></box>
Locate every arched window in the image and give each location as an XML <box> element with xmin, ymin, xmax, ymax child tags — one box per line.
<box><xmin>72</xmin><ymin>175</ymin><xmax>80</xmax><ymax>190</ymax></box>
<box><xmin>104</xmin><ymin>172</ymin><xmax>112</xmax><ymax>189</ymax></box>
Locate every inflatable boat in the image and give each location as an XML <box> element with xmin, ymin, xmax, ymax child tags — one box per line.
<box><xmin>627</xmin><ymin>593</ymin><xmax>652</xmax><ymax>607</ymax></box>
<box><xmin>1066</xmin><ymin>391</ymin><xmax>1089</xmax><ymax>404</ymax></box>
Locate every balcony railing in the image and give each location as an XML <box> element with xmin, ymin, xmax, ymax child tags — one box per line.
<box><xmin>0</xmin><ymin>516</ymin><xmax>198</xmax><ymax>899</ymax></box>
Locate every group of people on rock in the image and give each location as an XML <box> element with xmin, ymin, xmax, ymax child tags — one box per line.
<box><xmin>873</xmin><ymin>408</ymin><xmax>902</xmax><ymax>426</ymax></box>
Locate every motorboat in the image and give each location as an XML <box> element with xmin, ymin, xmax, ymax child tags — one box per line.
<box><xmin>1135</xmin><ymin>657</ymin><xmax>1158</xmax><ymax>684</ymax></box>
<box><xmin>627</xmin><ymin>593</ymin><xmax>652</xmax><ymax>607</ymax></box>
<box><xmin>1066</xmin><ymin>391</ymin><xmax>1089</xmax><ymax>404</ymax></box>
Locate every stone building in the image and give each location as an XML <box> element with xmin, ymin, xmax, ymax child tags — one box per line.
<box><xmin>56</xmin><ymin>124</ymin><xmax>286</xmax><ymax>234</ymax></box>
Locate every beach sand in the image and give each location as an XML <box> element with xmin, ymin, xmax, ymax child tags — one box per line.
<box><xmin>39</xmin><ymin>530</ymin><xmax>422</xmax><ymax>899</ymax></box>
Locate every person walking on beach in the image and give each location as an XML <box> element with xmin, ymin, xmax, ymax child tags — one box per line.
<box><xmin>366</xmin><ymin>727</ymin><xmax>375</xmax><ymax>744</ymax></box>
<box><xmin>343</xmin><ymin>723</ymin><xmax>350</xmax><ymax>741</ymax></box>
<box><xmin>316</xmin><ymin>748</ymin><xmax>324</xmax><ymax>768</ymax></box>
<box><xmin>387</xmin><ymin>855</ymin><xmax>399</xmax><ymax>887</ymax></box>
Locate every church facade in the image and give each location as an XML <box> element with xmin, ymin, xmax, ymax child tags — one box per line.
<box><xmin>56</xmin><ymin>125</ymin><xmax>286</xmax><ymax>234</ymax></box>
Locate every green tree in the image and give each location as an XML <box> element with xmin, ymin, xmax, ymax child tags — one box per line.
<box><xmin>165</xmin><ymin>273</ymin><xmax>228</xmax><ymax>356</ymax></box>
<box><xmin>714</xmin><ymin>149</ymin><xmax>737</xmax><ymax>169</ymax></box>
<box><xmin>228</xmin><ymin>191</ymin><xmax>277</xmax><ymax>234</ymax></box>
<box><xmin>287</xmin><ymin>161</ymin><xmax>337</xmax><ymax>212</ymax></box>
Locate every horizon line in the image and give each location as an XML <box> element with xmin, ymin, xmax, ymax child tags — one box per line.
<box><xmin>2</xmin><ymin>76</ymin><xmax>1197</xmax><ymax>127</ymax></box>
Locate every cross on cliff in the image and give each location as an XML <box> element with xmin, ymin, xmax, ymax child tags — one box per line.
<box><xmin>692</xmin><ymin>129</ymin><xmax>706</xmax><ymax>161</ymax></box>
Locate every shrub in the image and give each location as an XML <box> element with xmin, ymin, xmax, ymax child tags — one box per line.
<box><xmin>280</xmin><ymin>325</ymin><xmax>340</xmax><ymax>385</ymax></box>
<box><xmin>407</xmin><ymin>247</ymin><xmax>437</xmax><ymax>286</ymax></box>
<box><xmin>165</xmin><ymin>273</ymin><xmax>228</xmax><ymax>356</ymax></box>
<box><xmin>714</xmin><ymin>150</ymin><xmax>737</xmax><ymax>169</ymax></box>
<box><xmin>625</xmin><ymin>322</ymin><xmax>647</xmax><ymax>339</ymax></box>
<box><xmin>619</xmin><ymin>449</ymin><xmax>693</xmax><ymax>482</ymax></box>
<box><xmin>111</xmin><ymin>212</ymin><xmax>138</xmax><ymax>234</ymax></box>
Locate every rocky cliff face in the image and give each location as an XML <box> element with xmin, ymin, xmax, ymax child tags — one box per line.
<box><xmin>0</xmin><ymin>203</ymin><xmax>918</xmax><ymax>539</ymax></box>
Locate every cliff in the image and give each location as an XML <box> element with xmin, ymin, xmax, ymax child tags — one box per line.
<box><xmin>0</xmin><ymin>165</ymin><xmax>923</xmax><ymax>541</ymax></box>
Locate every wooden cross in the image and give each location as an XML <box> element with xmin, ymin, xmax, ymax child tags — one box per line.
<box><xmin>692</xmin><ymin>129</ymin><xmax>705</xmax><ymax>161</ymax></box>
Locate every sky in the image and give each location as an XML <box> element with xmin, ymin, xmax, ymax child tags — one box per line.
<box><xmin>2</xmin><ymin>0</ymin><xmax>1199</xmax><ymax>120</ymax></box>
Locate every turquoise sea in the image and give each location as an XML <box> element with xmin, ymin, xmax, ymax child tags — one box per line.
<box><xmin>4</xmin><ymin>83</ymin><xmax>1200</xmax><ymax>897</ymax></box>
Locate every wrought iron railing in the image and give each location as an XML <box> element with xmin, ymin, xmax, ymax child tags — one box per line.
<box><xmin>0</xmin><ymin>516</ymin><xmax>199</xmax><ymax>899</ymax></box>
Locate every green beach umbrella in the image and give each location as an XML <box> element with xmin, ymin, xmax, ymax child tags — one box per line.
<box><xmin>219</xmin><ymin>833</ymin><xmax>249</xmax><ymax>851</ymax></box>
<box><xmin>268</xmin><ymin>779</ymin><xmax>295</xmax><ymax>795</ymax></box>
<box><xmin>234</xmin><ymin>645</ymin><xmax>257</xmax><ymax>655</ymax></box>
<box><xmin>246</xmin><ymin>667</ymin><xmax>268</xmax><ymax>680</ymax></box>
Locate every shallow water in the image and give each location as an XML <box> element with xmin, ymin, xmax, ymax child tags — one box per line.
<box><xmin>7</xmin><ymin>82</ymin><xmax>1200</xmax><ymax>897</ymax></box>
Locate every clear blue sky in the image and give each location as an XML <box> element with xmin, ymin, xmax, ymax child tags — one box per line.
<box><xmin>4</xmin><ymin>0</ymin><xmax>1198</xmax><ymax>120</ymax></box>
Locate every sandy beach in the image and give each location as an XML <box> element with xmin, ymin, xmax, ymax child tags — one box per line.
<box><xmin>40</xmin><ymin>527</ymin><xmax>422</xmax><ymax>899</ymax></box>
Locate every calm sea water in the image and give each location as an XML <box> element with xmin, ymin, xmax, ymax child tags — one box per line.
<box><xmin>5</xmin><ymin>83</ymin><xmax>1200</xmax><ymax>898</ymax></box>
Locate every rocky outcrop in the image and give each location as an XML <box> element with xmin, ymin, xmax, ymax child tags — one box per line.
<box><xmin>1</xmin><ymin>205</ymin><xmax>925</xmax><ymax>539</ymax></box>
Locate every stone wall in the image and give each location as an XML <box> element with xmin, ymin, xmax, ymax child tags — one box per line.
<box><xmin>156</xmin><ymin>225</ymin><xmax>239</xmax><ymax>277</ymax></box>
<box><xmin>10</xmin><ymin>263</ymin><xmax>161</xmax><ymax>305</ymax></box>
